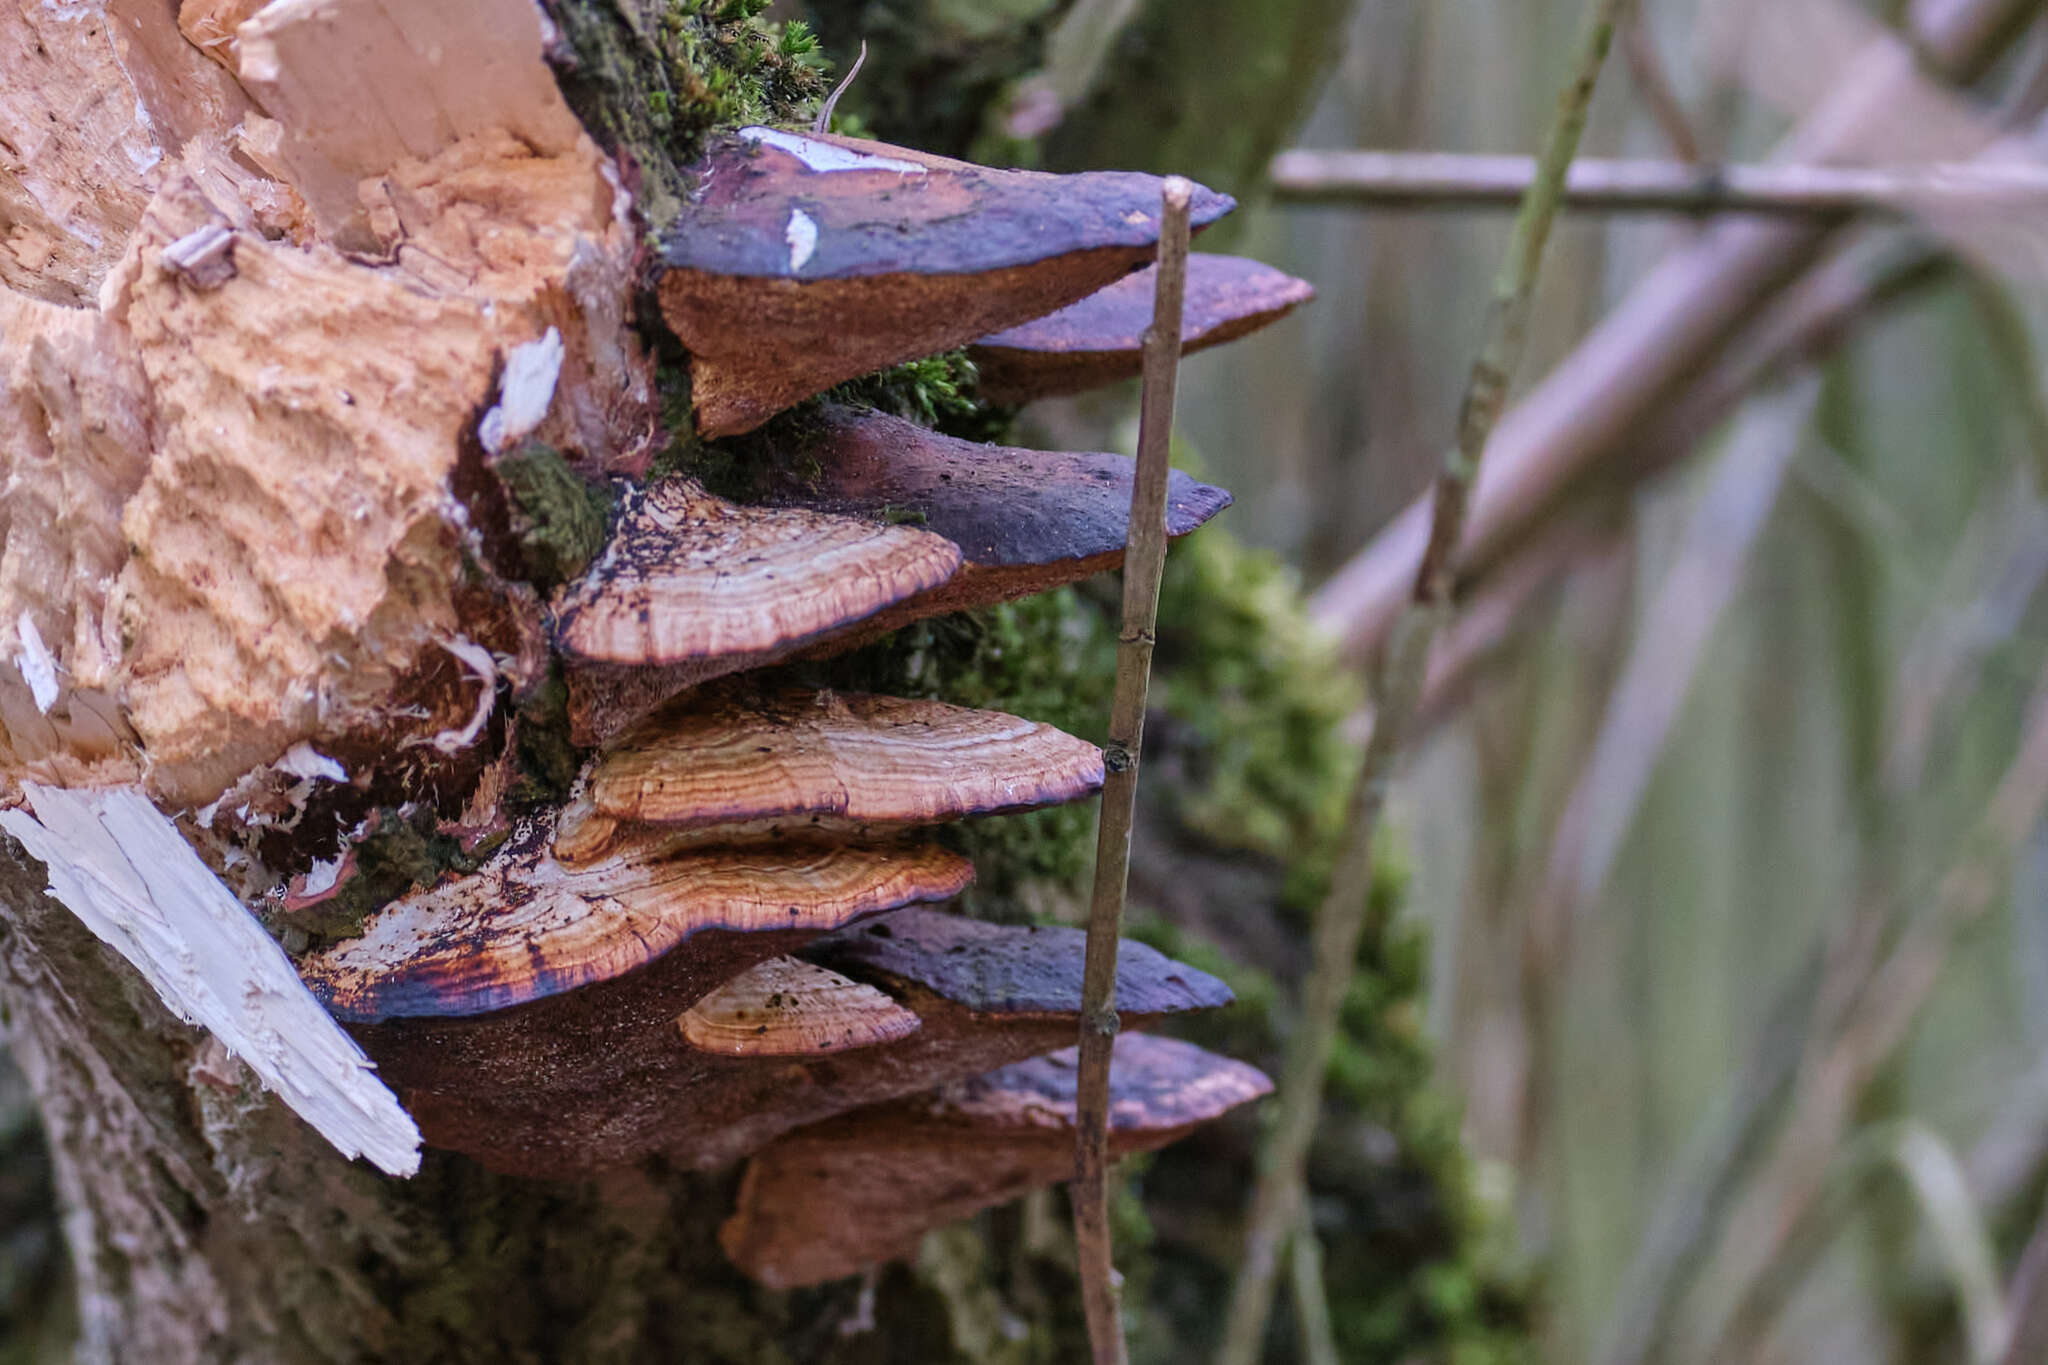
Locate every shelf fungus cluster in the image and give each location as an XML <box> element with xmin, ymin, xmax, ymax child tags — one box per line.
<box><xmin>0</xmin><ymin>0</ymin><xmax>1313</xmax><ymax>1287</ymax></box>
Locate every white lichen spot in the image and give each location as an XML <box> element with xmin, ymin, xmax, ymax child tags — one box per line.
<box><xmin>478</xmin><ymin>326</ymin><xmax>565</xmax><ymax>454</ymax></box>
<box><xmin>14</xmin><ymin>612</ymin><xmax>59</xmax><ymax>713</ymax></box>
<box><xmin>275</xmin><ymin>743</ymin><xmax>347</xmax><ymax>784</ymax></box>
<box><xmin>0</xmin><ymin>785</ymin><xmax>422</xmax><ymax>1176</ymax></box>
<box><xmin>737</xmin><ymin>126</ymin><xmax>926</xmax><ymax>176</ymax></box>
<box><xmin>785</xmin><ymin>208</ymin><xmax>819</xmax><ymax>273</ymax></box>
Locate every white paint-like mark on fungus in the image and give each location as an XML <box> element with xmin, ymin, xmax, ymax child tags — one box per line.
<box><xmin>14</xmin><ymin>613</ymin><xmax>59</xmax><ymax>713</ymax></box>
<box><xmin>737</xmin><ymin>126</ymin><xmax>926</xmax><ymax>176</ymax></box>
<box><xmin>785</xmin><ymin>208</ymin><xmax>818</xmax><ymax>272</ymax></box>
<box><xmin>478</xmin><ymin>326</ymin><xmax>565</xmax><ymax>454</ymax></box>
<box><xmin>0</xmin><ymin>785</ymin><xmax>422</xmax><ymax>1176</ymax></box>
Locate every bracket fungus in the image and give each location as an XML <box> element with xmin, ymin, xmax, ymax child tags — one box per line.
<box><xmin>752</xmin><ymin>405</ymin><xmax>1233</xmax><ymax>638</ymax></box>
<box><xmin>970</xmin><ymin>253</ymin><xmax>1318</xmax><ymax>404</ymax></box>
<box><xmin>317</xmin><ymin>898</ymin><xmax>1232</xmax><ymax>1178</ymax></box>
<box><xmin>719</xmin><ymin>1033</ymin><xmax>1273</xmax><ymax>1288</ymax></box>
<box><xmin>679</xmin><ymin>955</ymin><xmax>921</xmax><ymax>1057</ymax></box>
<box><xmin>551</xmin><ymin>478</ymin><xmax>962</xmax><ymax>668</ymax></box>
<box><xmin>657</xmin><ymin>128</ymin><xmax>1235</xmax><ymax>435</ymax></box>
<box><xmin>553</xmin><ymin>683</ymin><xmax>1106</xmax><ymax>865</ymax></box>
<box><xmin>300</xmin><ymin>824</ymin><xmax>974</xmax><ymax>1023</ymax></box>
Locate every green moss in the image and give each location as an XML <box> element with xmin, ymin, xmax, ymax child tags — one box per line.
<box><xmin>283</xmin><ymin>809</ymin><xmax>481</xmax><ymax>944</ymax></box>
<box><xmin>824</xmin><ymin>350</ymin><xmax>1017</xmax><ymax>442</ymax></box>
<box><xmin>496</xmin><ymin>440</ymin><xmax>614</xmax><ymax>590</ymax></box>
<box><xmin>547</xmin><ymin>0</ymin><xmax>830</xmax><ymax>237</ymax></box>
<box><xmin>506</xmin><ymin>667</ymin><xmax>586</xmax><ymax>817</ymax></box>
<box><xmin>1151</xmin><ymin>522</ymin><xmax>1361</xmax><ymax>904</ymax></box>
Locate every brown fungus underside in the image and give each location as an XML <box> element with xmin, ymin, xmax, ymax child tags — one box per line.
<box><xmin>335</xmin><ymin>904</ymin><xmax>1233</xmax><ymax>1179</ymax></box>
<box><xmin>969</xmin><ymin>252</ymin><xmax>1317</xmax><ymax>404</ymax></box>
<box><xmin>720</xmin><ymin>1033</ymin><xmax>1274</xmax><ymax>1288</ymax></box>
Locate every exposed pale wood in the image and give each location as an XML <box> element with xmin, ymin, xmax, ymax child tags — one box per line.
<box><xmin>657</xmin><ymin>128</ymin><xmax>1234</xmax><ymax>435</ymax></box>
<box><xmin>720</xmin><ymin>1034</ymin><xmax>1272</xmax><ymax>1288</ymax></box>
<box><xmin>0</xmin><ymin>784</ymin><xmax>419</xmax><ymax>1176</ymax></box>
<box><xmin>970</xmin><ymin>253</ymin><xmax>1315</xmax><ymax>404</ymax></box>
<box><xmin>1</xmin><ymin>143</ymin><xmax>649</xmax><ymax>810</ymax></box>
<box><xmin>234</xmin><ymin>0</ymin><xmax>588</xmax><ymax>246</ymax></box>
<box><xmin>554</xmin><ymin>683</ymin><xmax>1103</xmax><ymax>864</ymax></box>
<box><xmin>337</xmin><ymin>904</ymin><xmax>1232</xmax><ymax>1179</ymax></box>
<box><xmin>0</xmin><ymin>0</ymin><xmax>252</xmax><ymax>303</ymax></box>
<box><xmin>679</xmin><ymin>955</ymin><xmax>920</xmax><ymax>1057</ymax></box>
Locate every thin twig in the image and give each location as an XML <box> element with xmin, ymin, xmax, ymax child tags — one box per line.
<box><xmin>1270</xmin><ymin>149</ymin><xmax>2048</xmax><ymax>216</ymax></box>
<box><xmin>1211</xmin><ymin>5</ymin><xmax>1630</xmax><ymax>1361</ymax></box>
<box><xmin>1072</xmin><ymin>176</ymin><xmax>1194</xmax><ymax>1365</ymax></box>
<box><xmin>1620</xmin><ymin>7</ymin><xmax>1705</xmax><ymax>162</ymax></box>
<box><xmin>811</xmin><ymin>40</ymin><xmax>868</xmax><ymax>135</ymax></box>
<box><xmin>1288</xmin><ymin>1211</ymin><xmax>1340</xmax><ymax>1365</ymax></box>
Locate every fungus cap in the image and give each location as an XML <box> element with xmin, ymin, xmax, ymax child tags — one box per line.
<box><xmin>300</xmin><ymin>826</ymin><xmax>974</xmax><ymax>1022</ymax></box>
<box><xmin>970</xmin><ymin>253</ymin><xmax>1317</xmax><ymax>404</ymax></box>
<box><xmin>554</xmin><ymin>684</ymin><xmax>1104</xmax><ymax>865</ymax></box>
<box><xmin>550</xmin><ymin>478</ymin><xmax>962</xmax><ymax>668</ymax></box>
<box><xmin>752</xmin><ymin>405</ymin><xmax>1231</xmax><ymax>636</ymax></box>
<box><xmin>338</xmin><ymin>908</ymin><xmax>1229</xmax><ymax>1179</ymax></box>
<box><xmin>679</xmin><ymin>955</ymin><xmax>920</xmax><ymax>1057</ymax></box>
<box><xmin>657</xmin><ymin>128</ymin><xmax>1235</xmax><ymax>435</ymax></box>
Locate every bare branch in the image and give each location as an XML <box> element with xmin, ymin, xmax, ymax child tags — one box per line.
<box><xmin>1072</xmin><ymin>176</ymin><xmax>1195</xmax><ymax>1365</ymax></box>
<box><xmin>1270</xmin><ymin>149</ymin><xmax>2048</xmax><ymax>216</ymax></box>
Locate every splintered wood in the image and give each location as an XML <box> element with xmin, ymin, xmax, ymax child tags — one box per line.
<box><xmin>0</xmin><ymin>0</ymin><xmax>651</xmax><ymax>1176</ymax></box>
<box><xmin>0</xmin><ymin>785</ymin><xmax>420</xmax><ymax>1175</ymax></box>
